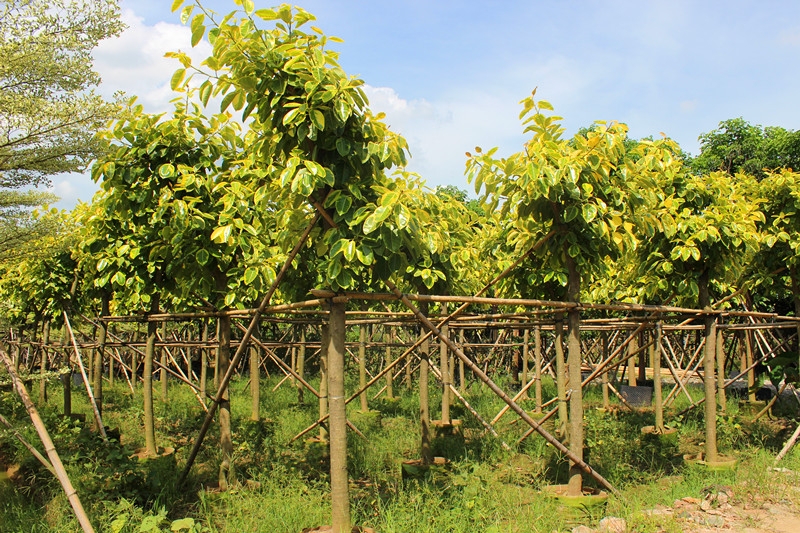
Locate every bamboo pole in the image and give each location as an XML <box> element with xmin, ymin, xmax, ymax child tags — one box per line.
<box><xmin>0</xmin><ymin>349</ymin><xmax>96</xmax><ymax>533</ymax></box>
<box><xmin>63</xmin><ymin>313</ymin><xmax>107</xmax><ymax>441</ymax></box>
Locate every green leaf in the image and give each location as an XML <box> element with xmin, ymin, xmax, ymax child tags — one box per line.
<box><xmin>196</xmin><ymin>249</ymin><xmax>209</xmax><ymax>266</ymax></box>
<box><xmin>372</xmin><ymin>205</ymin><xmax>392</xmax><ymax>224</ymax></box>
<box><xmin>581</xmin><ymin>203</ymin><xmax>598</xmax><ymax>223</ymax></box>
<box><xmin>210</xmin><ymin>224</ymin><xmax>232</xmax><ymax>243</ymax></box>
<box><xmin>334</xmin><ymin>194</ymin><xmax>352</xmax><ymax>215</ymax></box>
<box><xmin>363</xmin><ymin>213</ymin><xmax>380</xmax><ymax>234</ymax></box>
<box><xmin>310</xmin><ymin>109</ymin><xmax>325</xmax><ymax>130</ymax></box>
<box><xmin>191</xmin><ymin>24</ymin><xmax>205</xmax><ymax>47</ymax></box>
<box><xmin>356</xmin><ymin>245</ymin><xmax>374</xmax><ymax>265</ymax></box>
<box><xmin>111</xmin><ymin>515</ymin><xmax>128</xmax><ymax>533</ymax></box>
<box><xmin>244</xmin><ymin>267</ymin><xmax>258</xmax><ymax>285</ymax></box>
<box><xmin>171</xmin><ymin>0</ymin><xmax>185</xmax><ymax>12</ymax></box>
<box><xmin>242</xmin><ymin>0</ymin><xmax>255</xmax><ymax>14</ymax></box>
<box><xmin>343</xmin><ymin>240</ymin><xmax>356</xmax><ymax>262</ymax></box>
<box><xmin>139</xmin><ymin>515</ymin><xmax>162</xmax><ymax>532</ymax></box>
<box><xmin>335</xmin><ymin>138</ymin><xmax>351</xmax><ymax>156</ymax></box>
<box><xmin>171</xmin><ymin>518</ymin><xmax>196</xmax><ymax>532</ymax></box>
<box><xmin>113</xmin><ymin>271</ymin><xmax>125</xmax><ymax>286</ymax></box>
<box><xmin>159</xmin><ymin>164</ymin><xmax>175</xmax><ymax>178</ymax></box>
<box><xmin>255</xmin><ymin>8</ymin><xmax>277</xmax><ymax>20</ymax></box>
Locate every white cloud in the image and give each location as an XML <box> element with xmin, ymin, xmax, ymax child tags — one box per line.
<box><xmin>93</xmin><ymin>9</ymin><xmax>212</xmax><ymax>113</ymax></box>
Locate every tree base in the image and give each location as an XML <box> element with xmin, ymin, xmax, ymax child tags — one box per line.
<box><xmin>301</xmin><ymin>526</ymin><xmax>375</xmax><ymax>532</ymax></box>
<box><xmin>542</xmin><ymin>484</ymin><xmax>609</xmax><ymax>509</ymax></box>
<box><xmin>683</xmin><ymin>452</ymin><xmax>737</xmax><ymax>471</ymax></box>
<box><xmin>641</xmin><ymin>425</ymin><xmax>678</xmax><ymax>444</ymax></box>
<box><xmin>401</xmin><ymin>457</ymin><xmax>449</xmax><ymax>481</ymax></box>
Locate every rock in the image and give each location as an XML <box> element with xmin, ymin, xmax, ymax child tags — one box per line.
<box><xmin>572</xmin><ymin>526</ymin><xmax>595</xmax><ymax>533</ymax></box>
<box><xmin>676</xmin><ymin>510</ymin><xmax>693</xmax><ymax>520</ymax></box>
<box><xmin>597</xmin><ymin>517</ymin><xmax>626</xmax><ymax>533</ymax></box>
<box><xmin>716</xmin><ymin>491</ymin><xmax>729</xmax><ymax>505</ymax></box>
<box><xmin>700</xmin><ymin>498</ymin><xmax>712</xmax><ymax>511</ymax></box>
<box><xmin>681</xmin><ymin>496</ymin><xmax>700</xmax><ymax>505</ymax></box>
<box><xmin>702</xmin><ymin>515</ymin><xmax>725</xmax><ymax>527</ymax></box>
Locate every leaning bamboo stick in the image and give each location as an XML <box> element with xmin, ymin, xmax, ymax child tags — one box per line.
<box><xmin>0</xmin><ymin>412</ymin><xmax>55</xmax><ymax>476</ymax></box>
<box><xmin>0</xmin><ymin>349</ymin><xmax>96</xmax><ymax>533</ymax></box>
<box><xmin>63</xmin><ymin>313</ymin><xmax>107</xmax><ymax>441</ymax></box>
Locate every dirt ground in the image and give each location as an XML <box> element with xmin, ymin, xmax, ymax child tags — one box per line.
<box><xmin>639</xmin><ymin>475</ymin><xmax>800</xmax><ymax>533</ymax></box>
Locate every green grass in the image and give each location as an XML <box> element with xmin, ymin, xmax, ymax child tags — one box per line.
<box><xmin>2</xmin><ymin>370</ymin><xmax>800</xmax><ymax>532</ymax></box>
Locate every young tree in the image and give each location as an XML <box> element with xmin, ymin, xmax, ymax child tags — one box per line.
<box><xmin>0</xmin><ymin>0</ymin><xmax>124</xmax><ymax>187</ymax></box>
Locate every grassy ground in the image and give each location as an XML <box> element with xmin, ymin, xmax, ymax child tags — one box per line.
<box><xmin>2</xmin><ymin>371</ymin><xmax>800</xmax><ymax>532</ymax></box>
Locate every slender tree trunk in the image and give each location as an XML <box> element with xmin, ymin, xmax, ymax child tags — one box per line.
<box><xmin>419</xmin><ymin>302</ymin><xmax>432</xmax><ymax>465</ymax></box>
<box><xmin>250</xmin><ymin>323</ymin><xmax>260</xmax><ymax>421</ymax></box>
<box><xmin>319</xmin><ymin>324</ymin><xmax>329</xmax><ymax>441</ymax></box>
<box><xmin>160</xmin><ymin>322</ymin><xmax>168</xmax><ymax>401</ymax></box>
<box><xmin>297</xmin><ymin>326</ymin><xmax>306</xmax><ymax>403</ymax></box>
<box><xmin>358</xmin><ymin>319</ymin><xmax>368</xmax><ymax>412</ymax></box>
<box><xmin>61</xmin><ymin>325</ymin><xmax>72</xmax><ymax>417</ymax></box>
<box><xmin>534</xmin><ymin>325</ymin><xmax>543</xmax><ymax>412</ymax></box>
<box><xmin>565</xmin><ymin>255</ymin><xmax>583</xmax><ymax>497</ymax></box>
<box><xmin>601</xmin><ymin>331</ymin><xmax>610</xmax><ymax>409</ymax></box>
<box><xmin>699</xmin><ymin>269</ymin><xmax>718</xmax><ymax>462</ymax></box>
<box><xmin>459</xmin><ymin>329</ymin><xmax>466</xmax><ymax>393</ymax></box>
<box><xmin>440</xmin><ymin>304</ymin><xmax>450</xmax><ymax>424</ymax></box>
<box><xmin>627</xmin><ymin>334</ymin><xmax>638</xmax><ymax>386</ymax></box>
<box><xmin>201</xmin><ymin>319</ymin><xmax>208</xmax><ymax>399</ymax></box>
<box><xmin>143</xmin><ymin>295</ymin><xmax>160</xmax><ymax>456</ymax></box>
<box><xmin>214</xmin><ymin>319</ymin><xmax>221</xmax><ymax>388</ymax></box>
<box><xmin>716</xmin><ymin>326</ymin><xmax>726</xmax><ymax>414</ymax></box>
<box><xmin>93</xmin><ymin>296</ymin><xmax>109</xmax><ymax>423</ymax></box>
<box><xmin>654</xmin><ymin>322</ymin><xmax>664</xmax><ymax>432</ymax></box>
<box><xmin>554</xmin><ymin>317</ymin><xmax>568</xmax><ymax>438</ymax></box>
<box><xmin>39</xmin><ymin>319</ymin><xmax>50</xmax><ymax>405</ymax></box>
<box><xmin>218</xmin><ymin>314</ymin><xmax>234</xmax><ymax>490</ymax></box>
<box><xmin>745</xmin><ymin>330</ymin><xmax>755</xmax><ymax>402</ymax></box>
<box><xmin>385</xmin><ymin>327</ymin><xmax>394</xmax><ymax>399</ymax></box>
<box><xmin>521</xmin><ymin>328</ymin><xmax>530</xmax><ymax>400</ymax></box>
<box><xmin>327</xmin><ymin>299</ymin><xmax>351</xmax><ymax>533</ymax></box>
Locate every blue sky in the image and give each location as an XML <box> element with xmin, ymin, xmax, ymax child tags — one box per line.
<box><xmin>50</xmin><ymin>0</ymin><xmax>800</xmax><ymax>207</ymax></box>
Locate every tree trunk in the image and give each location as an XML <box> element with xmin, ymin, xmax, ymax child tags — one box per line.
<box><xmin>716</xmin><ymin>326</ymin><xmax>726</xmax><ymax>414</ymax></box>
<box><xmin>521</xmin><ymin>328</ymin><xmax>530</xmax><ymax>400</ymax></box>
<box><xmin>358</xmin><ymin>319</ymin><xmax>368</xmax><ymax>412</ymax></box>
<box><xmin>93</xmin><ymin>296</ymin><xmax>109</xmax><ymax>423</ymax></box>
<box><xmin>699</xmin><ymin>269</ymin><xmax>718</xmax><ymax>462</ymax></box>
<box><xmin>218</xmin><ymin>314</ymin><xmax>234</xmax><ymax>490</ymax></box>
<box><xmin>143</xmin><ymin>296</ymin><xmax>160</xmax><ymax>456</ymax></box>
<box><xmin>440</xmin><ymin>304</ymin><xmax>450</xmax><ymax>424</ymax></box>
<box><xmin>419</xmin><ymin>302</ymin><xmax>432</xmax><ymax>465</ymax></box>
<box><xmin>459</xmin><ymin>329</ymin><xmax>466</xmax><ymax>393</ymax></box>
<box><xmin>200</xmin><ymin>319</ymin><xmax>208</xmax><ymax>399</ymax></box>
<box><xmin>565</xmin><ymin>255</ymin><xmax>583</xmax><ymax>497</ymax></box>
<box><xmin>250</xmin><ymin>323</ymin><xmax>260</xmax><ymax>421</ymax></box>
<box><xmin>39</xmin><ymin>319</ymin><xmax>50</xmax><ymax>405</ymax></box>
<box><xmin>319</xmin><ymin>324</ymin><xmax>329</xmax><ymax>441</ymax></box>
<box><xmin>384</xmin><ymin>327</ymin><xmax>394</xmax><ymax>399</ymax></box>
<box><xmin>554</xmin><ymin>317</ymin><xmax>568</xmax><ymax>438</ymax></box>
<box><xmin>654</xmin><ymin>323</ymin><xmax>664</xmax><ymax>432</ymax></box>
<box><xmin>327</xmin><ymin>299</ymin><xmax>351</xmax><ymax>533</ymax></box>
<box><xmin>627</xmin><ymin>334</ymin><xmax>638</xmax><ymax>386</ymax></box>
<box><xmin>601</xmin><ymin>331</ymin><xmax>610</xmax><ymax>409</ymax></box>
<box><xmin>297</xmin><ymin>326</ymin><xmax>306</xmax><ymax>403</ymax></box>
<box><xmin>534</xmin><ymin>325</ymin><xmax>543</xmax><ymax>412</ymax></box>
<box><xmin>160</xmin><ymin>322</ymin><xmax>168</xmax><ymax>402</ymax></box>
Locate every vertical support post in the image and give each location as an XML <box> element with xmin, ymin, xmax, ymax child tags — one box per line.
<box><xmin>534</xmin><ymin>325</ymin><xmax>543</xmax><ymax>413</ymax></box>
<box><xmin>703</xmin><ymin>316</ymin><xmax>719</xmax><ymax>462</ymax></box>
<box><xmin>358</xmin><ymin>318</ymin><xmax>368</xmax><ymax>412</ymax></box>
<box><xmin>554</xmin><ymin>317</ymin><xmax>568</xmax><ymax>437</ymax></box>
<box><xmin>419</xmin><ymin>302</ymin><xmax>432</xmax><ymax>465</ymax></box>
<box><xmin>384</xmin><ymin>327</ymin><xmax>394</xmax><ymax>399</ymax></box>
<box><xmin>654</xmin><ymin>322</ymin><xmax>664</xmax><ymax>432</ymax></box>
<box><xmin>440</xmin><ymin>303</ymin><xmax>450</xmax><ymax>424</ymax></box>
<box><xmin>250</xmin><ymin>322</ymin><xmax>260</xmax><ymax>421</ymax></box>
<box><xmin>601</xmin><ymin>331</ymin><xmax>610</xmax><ymax>410</ymax></box>
<box><xmin>716</xmin><ymin>325</ymin><xmax>727</xmax><ymax>414</ymax></box>
<box><xmin>319</xmin><ymin>324</ymin><xmax>329</xmax><ymax>441</ymax></box>
<box><xmin>521</xmin><ymin>328</ymin><xmax>530</xmax><ymax>400</ymax></box>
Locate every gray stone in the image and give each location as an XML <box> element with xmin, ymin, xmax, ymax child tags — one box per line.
<box><xmin>597</xmin><ymin>517</ymin><xmax>626</xmax><ymax>533</ymax></box>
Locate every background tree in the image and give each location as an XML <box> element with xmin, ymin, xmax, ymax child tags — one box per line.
<box><xmin>690</xmin><ymin>118</ymin><xmax>800</xmax><ymax>179</ymax></box>
<box><xmin>0</xmin><ymin>0</ymin><xmax>124</xmax><ymax>188</ymax></box>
